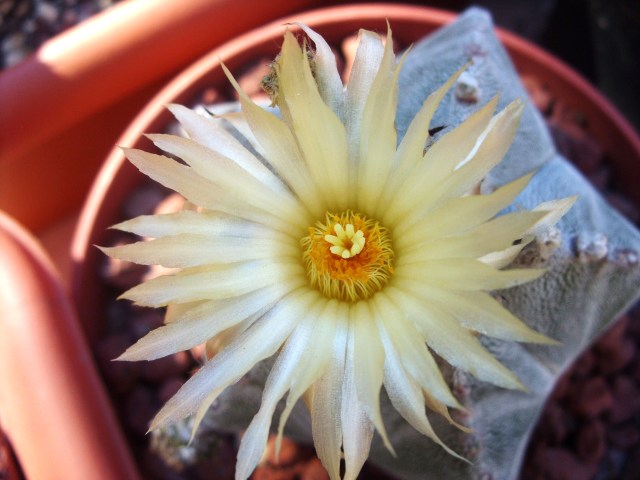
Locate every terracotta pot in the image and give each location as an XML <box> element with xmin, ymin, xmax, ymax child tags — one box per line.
<box><xmin>52</xmin><ymin>2</ymin><xmax>640</xmax><ymax>477</ymax></box>
<box><xmin>0</xmin><ymin>210</ymin><xmax>138</xmax><ymax>480</ymax></box>
<box><xmin>0</xmin><ymin>0</ymin><xmax>318</xmax><ymax>234</ymax></box>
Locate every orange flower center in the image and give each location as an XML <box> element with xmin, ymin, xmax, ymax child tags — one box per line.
<box><xmin>301</xmin><ymin>211</ymin><xmax>394</xmax><ymax>302</ymax></box>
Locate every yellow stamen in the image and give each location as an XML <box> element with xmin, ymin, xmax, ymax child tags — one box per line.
<box><xmin>301</xmin><ymin>211</ymin><xmax>394</xmax><ymax>302</ymax></box>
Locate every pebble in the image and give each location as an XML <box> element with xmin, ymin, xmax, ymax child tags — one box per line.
<box><xmin>158</xmin><ymin>376</ymin><xmax>184</xmax><ymax>404</ymax></box>
<box><xmin>608</xmin><ymin>423</ymin><xmax>640</xmax><ymax>450</ymax></box>
<box><xmin>123</xmin><ymin>184</ymin><xmax>172</xmax><ymax>219</ymax></box>
<box><xmin>124</xmin><ymin>385</ymin><xmax>158</xmax><ymax>436</ymax></box>
<box><xmin>1</xmin><ymin>0</ymin><xmax>122</xmax><ymax>68</ymax></box>
<box><xmin>521</xmin><ymin>75</ymin><xmax>553</xmax><ymax>114</ymax></box>
<box><xmin>575</xmin><ymin>419</ymin><xmax>606</xmax><ymax>462</ymax></box>
<box><xmin>100</xmin><ymin>238</ymin><xmax>149</xmax><ymax>290</ymax></box>
<box><xmin>153</xmin><ymin>192</ymin><xmax>186</xmax><ymax>215</ymax></box>
<box><xmin>130</xmin><ymin>308</ymin><xmax>165</xmax><ymax>340</ymax></box>
<box><xmin>94</xmin><ymin>333</ymin><xmax>139</xmax><ymax>394</ymax></box>
<box><xmin>609</xmin><ymin>376</ymin><xmax>640</xmax><ymax>424</ymax></box>
<box><xmin>570</xmin><ymin>376</ymin><xmax>613</xmax><ymax>417</ymax></box>
<box><xmin>302</xmin><ymin>457</ymin><xmax>330</xmax><ymax>480</ymax></box>
<box><xmin>537</xmin><ymin>447</ymin><xmax>598</xmax><ymax>480</ymax></box>
<box><xmin>140</xmin><ymin>351</ymin><xmax>192</xmax><ymax>383</ymax></box>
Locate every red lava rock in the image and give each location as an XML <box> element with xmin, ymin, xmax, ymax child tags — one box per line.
<box><xmin>100</xmin><ymin>240</ymin><xmax>149</xmax><ymax>289</ymax></box>
<box><xmin>621</xmin><ymin>444</ymin><xmax>640</xmax><ymax>480</ymax></box>
<box><xmin>548</xmin><ymin>114</ymin><xmax>603</xmax><ymax>175</ymax></box>
<box><xmin>131</xmin><ymin>308</ymin><xmax>165</xmax><ymax>340</ymax></box>
<box><xmin>609</xmin><ymin>375</ymin><xmax>640</xmax><ymax>424</ymax></box>
<box><xmin>123</xmin><ymin>184</ymin><xmax>169</xmax><ymax>218</ymax></box>
<box><xmin>608</xmin><ymin>423</ymin><xmax>640</xmax><ymax>450</ymax></box>
<box><xmin>626</xmin><ymin>311</ymin><xmax>640</xmax><ymax>338</ymax></box>
<box><xmin>264</xmin><ymin>435</ymin><xmax>306</xmax><ymax>467</ymax></box>
<box><xmin>125</xmin><ymin>385</ymin><xmax>158</xmax><ymax>437</ymax></box>
<box><xmin>94</xmin><ymin>333</ymin><xmax>139</xmax><ymax>394</ymax></box>
<box><xmin>140</xmin><ymin>350</ymin><xmax>192</xmax><ymax>383</ymax></box>
<box><xmin>606</xmin><ymin>192</ymin><xmax>640</xmax><ymax>224</ymax></box>
<box><xmin>191</xmin><ymin>439</ymin><xmax>237</xmax><ymax>480</ymax></box>
<box><xmin>158</xmin><ymin>376</ymin><xmax>185</xmax><ymax>404</ymax></box>
<box><xmin>596</xmin><ymin>317</ymin><xmax>629</xmax><ymax>350</ymax></box>
<box><xmin>630</xmin><ymin>358</ymin><xmax>640</xmax><ymax>385</ymax></box>
<box><xmin>538</xmin><ymin>447</ymin><xmax>598</xmax><ymax>480</ymax></box>
<box><xmin>153</xmin><ymin>192</ymin><xmax>186</xmax><ymax>215</ymax></box>
<box><xmin>575</xmin><ymin>419</ymin><xmax>606</xmax><ymax>463</ymax></box>
<box><xmin>302</xmin><ymin>457</ymin><xmax>330</xmax><ymax>480</ymax></box>
<box><xmin>139</xmin><ymin>450</ymin><xmax>185</xmax><ymax>480</ymax></box>
<box><xmin>521</xmin><ymin>75</ymin><xmax>553</xmax><ymax>115</ymax></box>
<box><xmin>571</xmin><ymin>350</ymin><xmax>596</xmax><ymax>379</ymax></box>
<box><xmin>538</xmin><ymin>402</ymin><xmax>572</xmax><ymax>443</ymax></box>
<box><xmin>190</xmin><ymin>343</ymin><xmax>207</xmax><ymax>364</ymax></box>
<box><xmin>550</xmin><ymin>372</ymin><xmax>572</xmax><ymax>402</ymax></box>
<box><xmin>570</xmin><ymin>376</ymin><xmax>613</xmax><ymax>418</ymax></box>
<box><xmin>199</xmin><ymin>87</ymin><xmax>223</xmax><ymax>105</ymax></box>
<box><xmin>598</xmin><ymin>338</ymin><xmax>636</xmax><ymax>375</ymax></box>
<box><xmin>586</xmin><ymin>166</ymin><xmax>610</xmax><ymax>191</ymax></box>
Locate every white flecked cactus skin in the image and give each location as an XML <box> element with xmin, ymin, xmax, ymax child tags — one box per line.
<box><xmin>152</xmin><ymin>8</ymin><xmax>640</xmax><ymax>479</ymax></box>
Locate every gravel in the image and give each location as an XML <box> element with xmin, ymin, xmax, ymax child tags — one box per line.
<box><xmin>0</xmin><ymin>0</ymin><xmax>123</xmax><ymax>69</ymax></box>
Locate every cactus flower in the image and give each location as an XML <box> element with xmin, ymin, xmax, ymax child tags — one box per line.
<box><xmin>103</xmin><ymin>24</ymin><xmax>575</xmax><ymax>480</ymax></box>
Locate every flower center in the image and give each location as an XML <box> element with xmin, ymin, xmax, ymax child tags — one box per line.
<box><xmin>301</xmin><ymin>211</ymin><xmax>394</xmax><ymax>302</ymax></box>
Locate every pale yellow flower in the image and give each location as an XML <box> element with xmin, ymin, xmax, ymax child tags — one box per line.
<box><xmin>104</xmin><ymin>25</ymin><xmax>575</xmax><ymax>480</ymax></box>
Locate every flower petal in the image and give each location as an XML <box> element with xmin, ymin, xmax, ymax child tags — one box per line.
<box><xmin>377</xmin><ymin>64</ymin><xmax>466</xmax><ymax>213</ymax></box>
<box><xmin>277</xmin><ymin>32</ymin><xmax>350</xmax><ymax>211</ymax></box>
<box><xmin>236</xmin><ymin>301</ymin><xmax>323</xmax><ymax>480</ymax></box>
<box><xmin>342</xmin><ymin>314</ymin><xmax>375</xmax><ymax>480</ymax></box>
<box><xmin>275</xmin><ymin>299</ymin><xmax>339</xmax><ymax>458</ymax></box>
<box><xmin>344</xmin><ymin>29</ymin><xmax>385</xmax><ymax>182</ymax></box>
<box><xmin>387</xmin><ymin>99</ymin><xmax>525</xmax><ymax>230</ymax></box>
<box><xmin>351</xmin><ymin>301</ymin><xmax>394</xmax><ymax>454</ymax></box>
<box><xmin>150</xmin><ymin>288</ymin><xmax>315</xmax><ymax>430</ymax></box>
<box><xmin>310</xmin><ymin>307</ymin><xmax>349</xmax><ymax>480</ymax></box>
<box><xmin>113</xmin><ymin>211</ymin><xmax>296</xmax><ymax>240</ymax></box>
<box><xmin>396</xmin><ymin>258</ymin><xmax>544</xmax><ymax>291</ymax></box>
<box><xmin>147</xmin><ymin>133</ymin><xmax>308</xmax><ymax>230</ymax></box>
<box><xmin>399</xmin><ymin>211</ymin><xmax>547</xmax><ymax>261</ymax></box>
<box><xmin>120</xmin><ymin>260</ymin><xmax>304</xmax><ymax>307</ymax></box>
<box><xmin>122</xmin><ymin>148</ymin><xmax>291</xmax><ymax>229</ymax></box>
<box><xmin>167</xmin><ymin>104</ymin><xmax>284</xmax><ymax>192</ymax></box>
<box><xmin>395</xmin><ymin>288</ymin><xmax>524</xmax><ymax>389</ymax></box>
<box><xmin>393</xmin><ymin>172</ymin><xmax>534</xmax><ymax>247</ymax></box>
<box><xmin>384</xmin><ymin>85</ymin><xmax>496</xmax><ymax>219</ymax></box>
<box><xmin>414</xmin><ymin>286</ymin><xmax>557</xmax><ymax>344</ymax></box>
<box><xmin>101</xmin><ymin>231</ymin><xmax>298</xmax><ymax>268</ymax></box>
<box><xmin>374</xmin><ymin>292</ymin><xmax>460</xmax><ymax>408</ymax></box>
<box><xmin>117</xmin><ymin>286</ymin><xmax>290</xmax><ymax>361</ymax></box>
<box><xmin>377</xmin><ymin>314</ymin><xmax>465</xmax><ymax>460</ymax></box>
<box><xmin>296</xmin><ymin>23</ymin><xmax>345</xmax><ymax>118</ymax></box>
<box><xmin>223</xmin><ymin>64</ymin><xmax>325</xmax><ymax>218</ymax></box>
<box><xmin>357</xmin><ymin>28</ymin><xmax>401</xmax><ymax>213</ymax></box>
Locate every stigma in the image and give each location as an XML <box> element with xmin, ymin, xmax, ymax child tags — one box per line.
<box><xmin>324</xmin><ymin>223</ymin><xmax>366</xmax><ymax>259</ymax></box>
